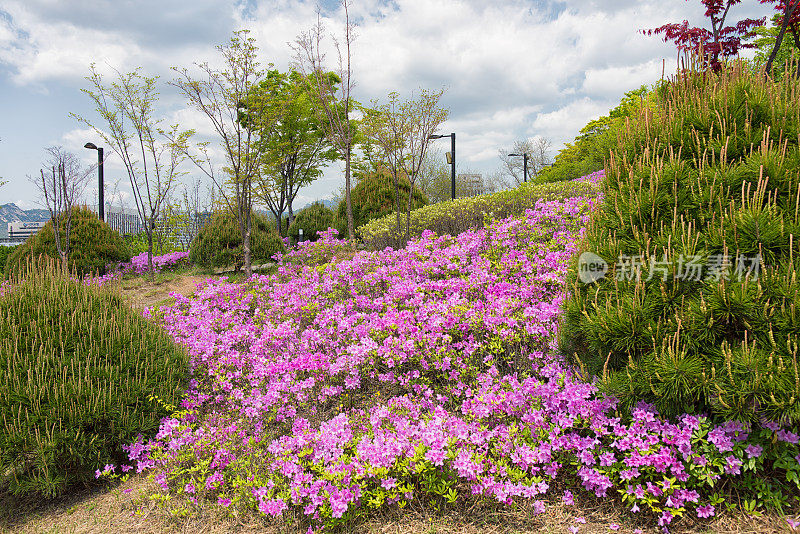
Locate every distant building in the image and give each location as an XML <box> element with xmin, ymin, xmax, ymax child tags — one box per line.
<box><xmin>105</xmin><ymin>204</ymin><xmax>144</xmax><ymax>235</ymax></box>
<box><xmin>459</xmin><ymin>173</ymin><xmax>484</xmax><ymax>197</ymax></box>
<box><xmin>8</xmin><ymin>220</ymin><xmax>47</xmax><ymax>240</ymax></box>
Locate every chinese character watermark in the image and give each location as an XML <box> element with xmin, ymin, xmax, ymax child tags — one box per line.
<box><xmin>577</xmin><ymin>252</ymin><xmax>762</xmax><ymax>284</ymax></box>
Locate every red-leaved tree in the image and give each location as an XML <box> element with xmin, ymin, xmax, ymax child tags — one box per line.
<box><xmin>644</xmin><ymin>0</ymin><xmax>765</xmax><ymax>71</ymax></box>
<box><xmin>760</xmin><ymin>0</ymin><xmax>800</xmax><ymax>73</ymax></box>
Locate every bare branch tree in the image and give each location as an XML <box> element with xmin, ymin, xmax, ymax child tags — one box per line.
<box><xmin>293</xmin><ymin>1</ymin><xmax>358</xmax><ymax>241</ymax></box>
<box><xmin>171</xmin><ymin>30</ymin><xmax>273</xmax><ymax>276</ymax></box>
<box><xmin>31</xmin><ymin>147</ymin><xmax>91</xmax><ymax>267</ymax></box>
<box><xmin>498</xmin><ymin>137</ymin><xmax>552</xmax><ymax>186</ymax></box>
<box><xmin>73</xmin><ymin>65</ymin><xmax>184</xmax><ymax>280</ymax></box>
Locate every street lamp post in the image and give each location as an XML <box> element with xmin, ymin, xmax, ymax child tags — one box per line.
<box><xmin>428</xmin><ymin>133</ymin><xmax>456</xmax><ymax>200</ymax></box>
<box><xmin>508</xmin><ymin>152</ymin><xmax>529</xmax><ymax>183</ymax></box>
<box><xmin>84</xmin><ymin>142</ymin><xmax>104</xmax><ymax>221</ymax></box>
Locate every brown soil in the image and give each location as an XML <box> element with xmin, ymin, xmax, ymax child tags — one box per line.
<box><xmin>119</xmin><ymin>273</ymin><xmax>210</xmax><ymax>311</ymax></box>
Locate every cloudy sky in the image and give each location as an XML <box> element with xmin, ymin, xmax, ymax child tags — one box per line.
<box><xmin>0</xmin><ymin>0</ymin><xmax>772</xmax><ymax>212</ymax></box>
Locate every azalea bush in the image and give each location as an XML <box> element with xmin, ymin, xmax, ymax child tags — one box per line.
<box><xmin>118</xmin><ymin>250</ymin><xmax>190</xmax><ymax>276</ymax></box>
<box><xmin>102</xmin><ymin>184</ymin><xmax>800</xmax><ymax>531</ymax></box>
<box><xmin>358</xmin><ymin>178</ymin><xmax>600</xmax><ymax>250</ymax></box>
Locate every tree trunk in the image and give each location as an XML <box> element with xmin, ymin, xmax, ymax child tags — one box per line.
<box><xmin>147</xmin><ymin>226</ymin><xmax>155</xmax><ymax>282</ymax></box>
<box><xmin>394</xmin><ymin>177</ymin><xmax>402</xmax><ymax>248</ymax></box>
<box><xmin>345</xmin><ymin>144</ymin><xmax>354</xmax><ymax>242</ymax></box>
<box><xmin>244</xmin><ymin>209</ymin><xmax>253</xmax><ymax>277</ymax></box>
<box><xmin>405</xmin><ymin>185</ymin><xmax>414</xmax><ymax>245</ymax></box>
<box><xmin>765</xmin><ymin>3</ymin><xmax>798</xmax><ymax>75</ymax></box>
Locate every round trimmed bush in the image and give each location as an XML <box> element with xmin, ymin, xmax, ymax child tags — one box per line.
<box><xmin>558</xmin><ymin>60</ymin><xmax>800</xmax><ymax>423</ymax></box>
<box><xmin>336</xmin><ymin>170</ymin><xmax>428</xmax><ymax>232</ymax></box>
<box><xmin>0</xmin><ymin>258</ymin><xmax>189</xmax><ymax>497</ymax></box>
<box><xmin>288</xmin><ymin>202</ymin><xmax>335</xmax><ymax>242</ymax></box>
<box><xmin>189</xmin><ymin>210</ymin><xmax>285</xmax><ymax>269</ymax></box>
<box><xmin>4</xmin><ymin>206</ymin><xmax>131</xmax><ymax>279</ymax></box>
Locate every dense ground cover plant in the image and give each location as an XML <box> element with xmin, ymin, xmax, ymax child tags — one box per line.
<box><xmin>0</xmin><ymin>258</ymin><xmax>189</xmax><ymax>498</ymax></box>
<box><xmin>358</xmin><ymin>178</ymin><xmax>600</xmax><ymax>250</ymax></box>
<box><xmin>559</xmin><ymin>59</ymin><xmax>800</xmax><ymax>424</ymax></box>
<box><xmin>5</xmin><ymin>206</ymin><xmax>131</xmax><ymax>278</ymax></box>
<box><xmin>189</xmin><ymin>210</ymin><xmax>284</xmax><ymax>270</ymax></box>
<box><xmin>106</xmin><ymin>183</ymin><xmax>800</xmax><ymax>531</ymax></box>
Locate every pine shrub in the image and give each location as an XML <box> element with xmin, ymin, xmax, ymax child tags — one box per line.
<box><xmin>336</xmin><ymin>170</ymin><xmax>428</xmax><ymax>232</ymax></box>
<box><xmin>4</xmin><ymin>206</ymin><xmax>131</xmax><ymax>278</ymax></box>
<box><xmin>288</xmin><ymin>202</ymin><xmax>335</xmax><ymax>242</ymax></box>
<box><xmin>0</xmin><ymin>258</ymin><xmax>189</xmax><ymax>497</ymax></box>
<box><xmin>189</xmin><ymin>209</ymin><xmax>284</xmax><ymax>270</ymax></box>
<box><xmin>558</xmin><ymin>60</ymin><xmax>800</xmax><ymax>424</ymax></box>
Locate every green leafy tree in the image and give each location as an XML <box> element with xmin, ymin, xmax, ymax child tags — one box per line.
<box><xmin>294</xmin><ymin>1</ymin><xmax>358</xmax><ymax>241</ymax></box>
<box><xmin>537</xmin><ymin>86</ymin><xmax>651</xmax><ymax>184</ymax></box>
<box><xmin>172</xmin><ymin>30</ymin><xmax>273</xmax><ymax>277</ymax></box>
<box><xmin>244</xmin><ymin>70</ymin><xmax>339</xmax><ymax>235</ymax></box>
<box><xmin>358</xmin><ymin>88</ymin><xmax>448</xmax><ymax>244</ymax></box>
<box><xmin>74</xmin><ymin>66</ymin><xmax>184</xmax><ymax>281</ymax></box>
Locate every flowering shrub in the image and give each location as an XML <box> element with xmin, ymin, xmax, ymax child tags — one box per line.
<box><xmin>118</xmin><ymin>251</ymin><xmax>190</xmax><ymax>275</ymax></box>
<box><xmin>110</xmin><ymin>185</ymin><xmax>799</xmax><ymax>530</ymax></box>
<box><xmin>358</xmin><ymin>179</ymin><xmax>600</xmax><ymax>250</ymax></box>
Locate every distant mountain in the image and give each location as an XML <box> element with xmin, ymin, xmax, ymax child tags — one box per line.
<box><xmin>0</xmin><ymin>203</ymin><xmax>51</xmax><ymax>224</ymax></box>
<box><xmin>296</xmin><ymin>198</ymin><xmax>337</xmax><ymax>211</ymax></box>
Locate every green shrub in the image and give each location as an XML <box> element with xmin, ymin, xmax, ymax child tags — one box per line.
<box><xmin>0</xmin><ymin>245</ymin><xmax>18</xmax><ymax>278</ymax></box>
<box><xmin>189</xmin><ymin>210</ymin><xmax>285</xmax><ymax>270</ymax></box>
<box><xmin>558</xmin><ymin>60</ymin><xmax>800</xmax><ymax>424</ymax></box>
<box><xmin>336</xmin><ymin>170</ymin><xmax>428</xmax><ymax>232</ymax></box>
<box><xmin>359</xmin><ymin>179</ymin><xmax>600</xmax><ymax>250</ymax></box>
<box><xmin>4</xmin><ymin>206</ymin><xmax>131</xmax><ymax>278</ymax></box>
<box><xmin>0</xmin><ymin>258</ymin><xmax>189</xmax><ymax>497</ymax></box>
<box><xmin>288</xmin><ymin>202</ymin><xmax>335</xmax><ymax>242</ymax></box>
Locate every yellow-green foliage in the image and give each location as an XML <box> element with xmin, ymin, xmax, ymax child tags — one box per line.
<box><xmin>559</xmin><ymin>60</ymin><xmax>800</xmax><ymax>423</ymax></box>
<box><xmin>5</xmin><ymin>206</ymin><xmax>131</xmax><ymax>278</ymax></box>
<box><xmin>190</xmin><ymin>209</ymin><xmax>285</xmax><ymax>269</ymax></box>
<box><xmin>0</xmin><ymin>258</ymin><xmax>189</xmax><ymax>497</ymax></box>
<box><xmin>359</xmin><ymin>179</ymin><xmax>600</xmax><ymax>250</ymax></box>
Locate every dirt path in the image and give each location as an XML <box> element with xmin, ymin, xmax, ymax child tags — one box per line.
<box><xmin>119</xmin><ymin>274</ymin><xmax>211</xmax><ymax>311</ymax></box>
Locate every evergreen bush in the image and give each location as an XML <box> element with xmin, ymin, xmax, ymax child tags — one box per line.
<box><xmin>189</xmin><ymin>209</ymin><xmax>284</xmax><ymax>270</ymax></box>
<box><xmin>335</xmin><ymin>170</ymin><xmax>428</xmax><ymax>232</ymax></box>
<box><xmin>0</xmin><ymin>245</ymin><xmax>18</xmax><ymax>278</ymax></box>
<box><xmin>0</xmin><ymin>258</ymin><xmax>189</xmax><ymax>497</ymax></box>
<box><xmin>288</xmin><ymin>202</ymin><xmax>335</xmax><ymax>242</ymax></box>
<box><xmin>558</xmin><ymin>60</ymin><xmax>800</xmax><ymax>424</ymax></box>
<box><xmin>4</xmin><ymin>206</ymin><xmax>130</xmax><ymax>278</ymax></box>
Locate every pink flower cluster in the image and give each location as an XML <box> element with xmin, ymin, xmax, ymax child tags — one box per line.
<box><xmin>118</xmin><ymin>251</ymin><xmax>190</xmax><ymax>275</ymax></box>
<box><xmin>117</xmin><ymin>184</ymin><xmax>798</xmax><ymax>530</ymax></box>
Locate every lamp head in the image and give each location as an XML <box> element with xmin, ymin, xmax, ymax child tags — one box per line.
<box><xmin>428</xmin><ymin>134</ymin><xmax>444</xmax><ymax>140</ymax></box>
<box><xmin>84</xmin><ymin>142</ymin><xmax>98</xmax><ymax>150</ymax></box>
<box><xmin>508</xmin><ymin>153</ymin><xmax>521</xmax><ymax>157</ymax></box>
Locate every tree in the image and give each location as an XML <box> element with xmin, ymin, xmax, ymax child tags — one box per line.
<box><xmin>74</xmin><ymin>66</ymin><xmax>184</xmax><ymax>280</ymax></box>
<box><xmin>416</xmin><ymin>147</ymin><xmax>451</xmax><ymax>203</ymax></box>
<box><xmin>359</xmin><ymin>88</ymin><xmax>448</xmax><ymax>244</ymax></box>
<box><xmin>171</xmin><ymin>30</ymin><xmax>273</xmax><ymax>277</ymax></box>
<box><xmin>245</xmin><ymin>70</ymin><xmax>339</xmax><ymax>235</ymax></box>
<box><xmin>294</xmin><ymin>1</ymin><xmax>358</xmax><ymax>241</ymax></box>
<box><xmin>31</xmin><ymin>147</ymin><xmax>91</xmax><ymax>268</ymax></box>
<box><xmin>643</xmin><ymin>1</ymin><xmax>765</xmax><ymax>72</ymax></box>
<box><xmin>758</xmin><ymin>0</ymin><xmax>800</xmax><ymax>74</ymax></box>
<box><xmin>498</xmin><ymin>137</ymin><xmax>552</xmax><ymax>187</ymax></box>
